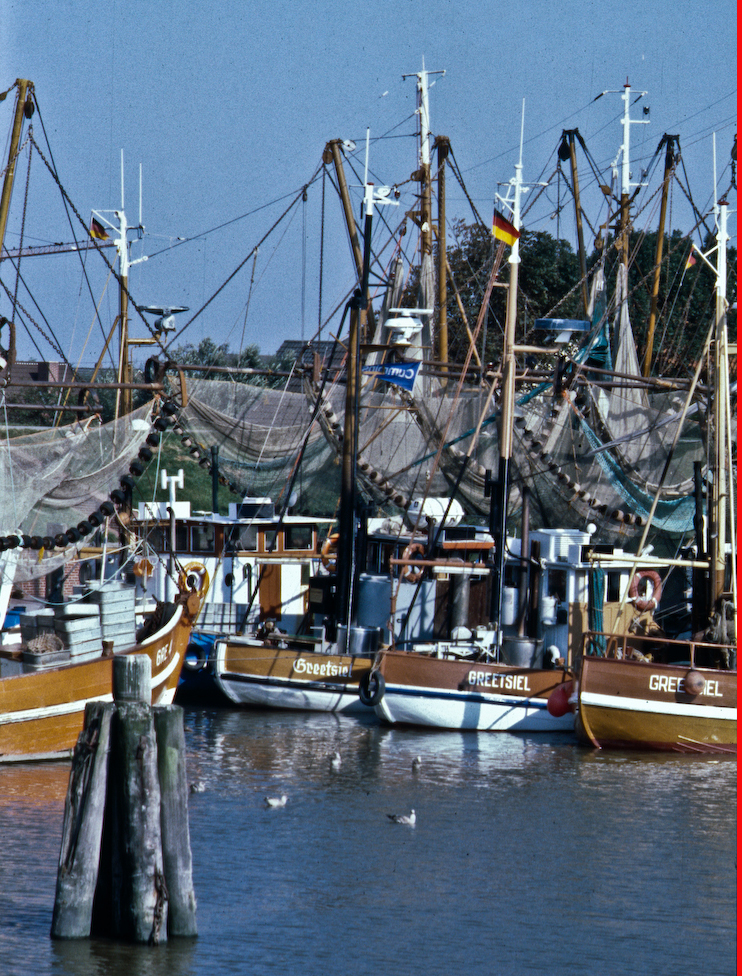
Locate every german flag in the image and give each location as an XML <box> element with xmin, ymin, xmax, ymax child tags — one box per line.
<box><xmin>89</xmin><ymin>218</ymin><xmax>109</xmax><ymax>240</ymax></box>
<box><xmin>685</xmin><ymin>249</ymin><xmax>697</xmax><ymax>270</ymax></box>
<box><xmin>492</xmin><ymin>210</ymin><xmax>520</xmax><ymax>247</ymax></box>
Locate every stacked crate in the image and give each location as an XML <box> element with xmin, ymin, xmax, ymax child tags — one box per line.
<box><xmin>53</xmin><ymin>603</ymin><xmax>103</xmax><ymax>661</ymax></box>
<box><xmin>84</xmin><ymin>581</ymin><xmax>137</xmax><ymax>652</ymax></box>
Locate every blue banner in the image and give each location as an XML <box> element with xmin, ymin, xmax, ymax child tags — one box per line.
<box><xmin>362</xmin><ymin>361</ymin><xmax>420</xmax><ymax>392</ymax></box>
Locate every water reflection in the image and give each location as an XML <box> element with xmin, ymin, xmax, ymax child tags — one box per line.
<box><xmin>0</xmin><ymin>762</ymin><xmax>70</xmax><ymax>809</ymax></box>
<box><xmin>51</xmin><ymin>938</ymin><xmax>198</xmax><ymax>976</ymax></box>
<box><xmin>0</xmin><ymin>704</ymin><xmax>736</xmax><ymax>976</ymax></box>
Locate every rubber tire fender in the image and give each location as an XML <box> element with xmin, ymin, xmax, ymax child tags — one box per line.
<box><xmin>358</xmin><ymin>669</ymin><xmax>385</xmax><ymax>707</ymax></box>
<box><xmin>183</xmin><ymin>640</ymin><xmax>208</xmax><ymax>672</ymax></box>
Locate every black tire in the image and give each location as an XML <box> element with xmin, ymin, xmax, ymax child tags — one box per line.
<box><xmin>183</xmin><ymin>641</ymin><xmax>207</xmax><ymax>672</ymax></box>
<box><xmin>358</xmin><ymin>670</ymin><xmax>385</xmax><ymax>707</ymax></box>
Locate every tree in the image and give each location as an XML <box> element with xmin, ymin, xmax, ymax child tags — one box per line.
<box><xmin>416</xmin><ymin>221</ymin><xmax>582</xmax><ymax>365</ymax></box>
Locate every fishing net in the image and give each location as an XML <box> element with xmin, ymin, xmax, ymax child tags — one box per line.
<box><xmin>0</xmin><ymin>401</ymin><xmax>156</xmax><ymax>582</ymax></box>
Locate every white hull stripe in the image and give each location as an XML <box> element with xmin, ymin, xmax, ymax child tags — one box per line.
<box><xmin>0</xmin><ymin>667</ymin><xmax>176</xmax><ymax>726</ymax></box>
<box><xmin>384</xmin><ymin>684</ymin><xmax>549</xmax><ymax>710</ymax></box>
<box><xmin>220</xmin><ymin>672</ymin><xmax>358</xmax><ymax>696</ymax></box>
<box><xmin>581</xmin><ymin>691</ymin><xmax>736</xmax><ymax>721</ymax></box>
<box><xmin>0</xmin><ymin>694</ymin><xmax>115</xmax><ymax>725</ymax></box>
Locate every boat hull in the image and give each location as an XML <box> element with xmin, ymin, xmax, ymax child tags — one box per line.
<box><xmin>576</xmin><ymin>655</ymin><xmax>737</xmax><ymax>753</ymax></box>
<box><xmin>213</xmin><ymin>638</ymin><xmax>374</xmax><ymax>713</ymax></box>
<box><xmin>0</xmin><ymin>603</ymin><xmax>193</xmax><ymax>762</ymax></box>
<box><xmin>374</xmin><ymin>649</ymin><xmax>575</xmax><ymax>732</ymax></box>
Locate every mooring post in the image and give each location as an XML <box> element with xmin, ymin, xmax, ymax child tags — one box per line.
<box><xmin>110</xmin><ymin>655</ymin><xmax>168</xmax><ymax>944</ymax></box>
<box><xmin>51</xmin><ymin>701</ymin><xmax>114</xmax><ymax>940</ymax></box>
<box><xmin>51</xmin><ymin>654</ymin><xmax>197</xmax><ymax>945</ymax></box>
<box><xmin>155</xmin><ymin>705</ymin><xmax>198</xmax><ymax>936</ymax></box>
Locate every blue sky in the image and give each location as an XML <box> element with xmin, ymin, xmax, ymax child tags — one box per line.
<box><xmin>2</xmin><ymin>0</ymin><xmax>736</xmax><ymax>365</ymax></box>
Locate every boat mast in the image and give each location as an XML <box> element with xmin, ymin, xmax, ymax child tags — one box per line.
<box><xmin>323</xmin><ymin>139</ymin><xmax>376</xmax><ymax>340</ymax></box>
<box><xmin>559</xmin><ymin>130</ymin><xmax>589</xmax><ymax>317</ymax></box>
<box><xmin>643</xmin><ymin>134</ymin><xmax>679</xmax><ymax>376</ymax></box>
<box><xmin>490</xmin><ymin>104</ymin><xmax>526</xmax><ymax>644</ymax></box>
<box><xmin>92</xmin><ymin>152</ymin><xmax>148</xmax><ymax>421</ymax></box>
<box><xmin>403</xmin><ymin>59</ymin><xmax>445</xmax><ymax>359</ymax></box>
<box><xmin>0</xmin><ymin>79</ymin><xmax>33</xmax><ymax>263</ymax></box>
<box><xmin>597</xmin><ymin>81</ymin><xmax>649</xmax><ymax>268</ymax></box>
<box><xmin>335</xmin><ymin>169</ymin><xmax>398</xmax><ymax>634</ymax></box>
<box><xmin>436</xmin><ymin>135</ymin><xmax>450</xmax><ymax>372</ymax></box>
<box><xmin>709</xmin><ymin>169</ymin><xmax>732</xmax><ymax>606</ymax></box>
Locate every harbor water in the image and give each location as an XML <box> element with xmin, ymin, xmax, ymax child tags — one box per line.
<box><xmin>0</xmin><ymin>705</ymin><xmax>736</xmax><ymax>976</ymax></box>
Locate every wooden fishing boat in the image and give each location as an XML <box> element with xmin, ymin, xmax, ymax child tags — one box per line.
<box><xmin>574</xmin><ymin>149</ymin><xmax>736</xmax><ymax>752</ymax></box>
<box><xmin>576</xmin><ymin>635</ymin><xmax>736</xmax><ymax>753</ymax></box>
<box><xmin>212</xmin><ymin>634</ymin><xmax>373</xmax><ymax>713</ymax></box>
<box><xmin>0</xmin><ymin>584</ymin><xmax>200</xmax><ymax>761</ymax></box>
<box><xmin>373</xmin><ymin>648</ymin><xmax>574</xmax><ymax>731</ymax></box>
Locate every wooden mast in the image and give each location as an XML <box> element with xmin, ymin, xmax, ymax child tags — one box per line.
<box><xmin>559</xmin><ymin>130</ymin><xmax>589</xmax><ymax>317</ymax></box>
<box><xmin>643</xmin><ymin>134</ymin><xmax>679</xmax><ymax>377</ymax></box>
<box><xmin>710</xmin><ymin>192</ymin><xmax>730</xmax><ymax>606</ymax></box>
<box><xmin>490</xmin><ymin>108</ymin><xmax>525</xmax><ymax>643</ymax></box>
<box><xmin>324</xmin><ymin>139</ymin><xmax>376</xmax><ymax>341</ymax></box>
<box><xmin>0</xmin><ymin>79</ymin><xmax>32</xmax><ymax>262</ymax></box>
<box><xmin>435</xmin><ymin>135</ymin><xmax>449</xmax><ymax>372</ymax></box>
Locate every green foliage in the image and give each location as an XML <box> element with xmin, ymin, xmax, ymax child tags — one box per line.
<box><xmin>131</xmin><ymin>428</ymin><xmax>236</xmax><ymax>515</ymax></box>
<box><xmin>427</xmin><ymin>220</ymin><xmax>582</xmax><ymax>364</ymax></box>
<box><xmin>424</xmin><ymin>218</ymin><xmax>735</xmax><ymax>375</ymax></box>
<box><xmin>168</xmin><ymin>337</ymin><xmax>290</xmax><ymax>388</ymax></box>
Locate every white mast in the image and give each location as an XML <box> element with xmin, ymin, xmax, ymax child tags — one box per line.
<box><xmin>91</xmin><ymin>153</ymin><xmax>148</xmax><ymax>419</ymax></box>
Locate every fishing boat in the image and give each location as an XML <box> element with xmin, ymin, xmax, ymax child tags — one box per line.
<box><xmin>574</xmin><ymin>178</ymin><xmax>736</xmax><ymax>753</ymax></box>
<box><xmin>0</xmin><ymin>79</ymin><xmax>203</xmax><ymax>757</ymax></box>
<box><xmin>360</xmin><ymin>86</ymin><xmax>731</xmax><ymax>735</ymax></box>
<box><xmin>362</xmin><ymin>106</ymin><xmax>584</xmax><ymax>732</ymax></box>
<box><xmin>129</xmin><ymin>484</ymin><xmax>337</xmax><ymax>701</ymax></box>
<box><xmin>0</xmin><ymin>581</ymin><xmax>200</xmax><ymax>761</ymax></box>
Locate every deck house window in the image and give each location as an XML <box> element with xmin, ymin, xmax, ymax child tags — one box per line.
<box><xmin>606</xmin><ymin>571</ymin><xmax>621</xmax><ymax>603</ymax></box>
<box><xmin>152</xmin><ymin>524</ymin><xmax>188</xmax><ymax>553</ymax></box>
<box><xmin>229</xmin><ymin>525</ymin><xmax>258</xmax><ymax>552</ymax></box>
<box><xmin>284</xmin><ymin>525</ymin><xmax>314</xmax><ymax>551</ymax></box>
<box><xmin>191</xmin><ymin>524</ymin><xmax>216</xmax><ymax>553</ymax></box>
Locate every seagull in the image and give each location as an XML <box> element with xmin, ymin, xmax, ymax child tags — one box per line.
<box><xmin>387</xmin><ymin>809</ymin><xmax>416</xmax><ymax>826</ymax></box>
<box><xmin>189</xmin><ymin>780</ymin><xmax>205</xmax><ymax>794</ymax></box>
<box><xmin>265</xmin><ymin>794</ymin><xmax>288</xmax><ymax>808</ymax></box>
<box><xmin>412</xmin><ymin>756</ymin><xmax>422</xmax><ymax>772</ymax></box>
<box><xmin>330</xmin><ymin>751</ymin><xmax>342</xmax><ymax>771</ymax></box>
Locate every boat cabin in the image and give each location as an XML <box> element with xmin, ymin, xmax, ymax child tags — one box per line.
<box><xmin>131</xmin><ymin>497</ymin><xmax>334</xmax><ymax>635</ymax></box>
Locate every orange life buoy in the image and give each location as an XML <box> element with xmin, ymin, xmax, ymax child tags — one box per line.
<box><xmin>320</xmin><ymin>533</ymin><xmax>339</xmax><ymax>572</ymax></box>
<box><xmin>401</xmin><ymin>541</ymin><xmax>426</xmax><ymax>584</ymax></box>
<box><xmin>629</xmin><ymin>570</ymin><xmax>662</xmax><ymax>613</ymax></box>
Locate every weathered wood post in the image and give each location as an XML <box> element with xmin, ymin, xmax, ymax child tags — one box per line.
<box><xmin>155</xmin><ymin>705</ymin><xmax>198</xmax><ymax>936</ymax></box>
<box><xmin>51</xmin><ymin>701</ymin><xmax>114</xmax><ymax>939</ymax></box>
<box><xmin>109</xmin><ymin>654</ymin><xmax>168</xmax><ymax>944</ymax></box>
<box><xmin>51</xmin><ymin>653</ymin><xmax>197</xmax><ymax>945</ymax></box>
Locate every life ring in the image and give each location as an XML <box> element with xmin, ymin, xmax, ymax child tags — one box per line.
<box><xmin>359</xmin><ymin>670</ymin><xmax>385</xmax><ymax>707</ymax></box>
<box><xmin>178</xmin><ymin>562</ymin><xmax>210</xmax><ymax>600</ymax></box>
<box><xmin>629</xmin><ymin>570</ymin><xmax>662</xmax><ymax>613</ymax></box>
<box><xmin>320</xmin><ymin>533</ymin><xmax>339</xmax><ymax>572</ymax></box>
<box><xmin>401</xmin><ymin>541</ymin><xmax>426</xmax><ymax>584</ymax></box>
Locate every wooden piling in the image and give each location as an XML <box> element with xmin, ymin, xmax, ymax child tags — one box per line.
<box><xmin>110</xmin><ymin>698</ymin><xmax>168</xmax><ymax>944</ymax></box>
<box><xmin>112</xmin><ymin>653</ymin><xmax>151</xmax><ymax>703</ymax></box>
<box><xmin>51</xmin><ymin>702</ymin><xmax>114</xmax><ymax>940</ymax></box>
<box><xmin>155</xmin><ymin>705</ymin><xmax>198</xmax><ymax>936</ymax></box>
<box><xmin>51</xmin><ymin>653</ymin><xmax>197</xmax><ymax>945</ymax></box>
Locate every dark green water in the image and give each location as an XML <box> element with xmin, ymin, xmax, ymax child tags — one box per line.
<box><xmin>0</xmin><ymin>706</ymin><xmax>736</xmax><ymax>976</ymax></box>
